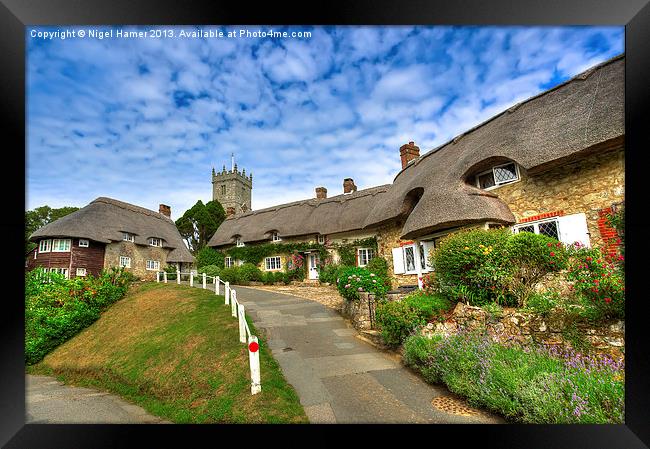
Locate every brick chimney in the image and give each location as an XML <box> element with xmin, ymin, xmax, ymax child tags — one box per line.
<box><xmin>400</xmin><ymin>141</ymin><xmax>420</xmax><ymax>169</ymax></box>
<box><xmin>226</xmin><ymin>206</ymin><xmax>236</xmax><ymax>218</ymax></box>
<box><xmin>343</xmin><ymin>178</ymin><xmax>357</xmax><ymax>194</ymax></box>
<box><xmin>159</xmin><ymin>204</ymin><xmax>171</xmax><ymax>217</ymax></box>
<box><xmin>316</xmin><ymin>187</ymin><xmax>328</xmax><ymax>199</ymax></box>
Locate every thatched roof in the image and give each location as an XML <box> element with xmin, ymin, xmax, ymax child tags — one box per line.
<box><xmin>30</xmin><ymin>197</ymin><xmax>195</xmax><ymax>263</ymax></box>
<box><xmin>210</xmin><ymin>54</ymin><xmax>624</xmax><ymax>247</ymax></box>
<box><xmin>208</xmin><ymin>185</ymin><xmax>390</xmax><ymax>247</ymax></box>
<box><xmin>363</xmin><ymin>54</ymin><xmax>624</xmax><ymax>238</ymax></box>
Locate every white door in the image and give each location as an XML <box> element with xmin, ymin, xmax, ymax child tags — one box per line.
<box><xmin>308</xmin><ymin>253</ymin><xmax>319</xmax><ymax>280</ymax></box>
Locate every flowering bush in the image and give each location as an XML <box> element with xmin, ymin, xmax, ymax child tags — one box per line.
<box><xmin>25</xmin><ymin>267</ymin><xmax>134</xmax><ymax>365</ymax></box>
<box><xmin>317</xmin><ymin>263</ymin><xmax>348</xmax><ymax>285</ymax></box>
<box><xmin>336</xmin><ymin>266</ymin><xmax>390</xmax><ymax>301</ymax></box>
<box><xmin>566</xmin><ymin>245</ymin><xmax>625</xmax><ymax>320</ymax></box>
<box><xmin>403</xmin><ymin>330</ymin><xmax>624</xmax><ymax>423</ymax></box>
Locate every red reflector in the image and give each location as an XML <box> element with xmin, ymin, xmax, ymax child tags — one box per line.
<box><xmin>249</xmin><ymin>342</ymin><xmax>259</xmax><ymax>352</ymax></box>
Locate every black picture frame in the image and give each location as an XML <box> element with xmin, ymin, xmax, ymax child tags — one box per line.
<box><xmin>2</xmin><ymin>0</ymin><xmax>648</xmax><ymax>447</ymax></box>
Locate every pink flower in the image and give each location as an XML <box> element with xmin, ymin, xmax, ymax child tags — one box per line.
<box><xmin>550</xmin><ymin>252</ymin><xmax>555</xmax><ymax>257</ymax></box>
<box><xmin>344</xmin><ymin>284</ymin><xmax>351</xmax><ymax>288</ymax></box>
<box><xmin>357</xmin><ymin>287</ymin><xmax>363</xmax><ymax>292</ymax></box>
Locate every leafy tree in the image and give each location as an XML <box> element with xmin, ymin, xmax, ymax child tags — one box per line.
<box><xmin>25</xmin><ymin>205</ymin><xmax>79</xmax><ymax>253</ymax></box>
<box><xmin>175</xmin><ymin>200</ymin><xmax>225</xmax><ymax>253</ymax></box>
<box><xmin>196</xmin><ymin>246</ymin><xmax>225</xmax><ymax>269</ymax></box>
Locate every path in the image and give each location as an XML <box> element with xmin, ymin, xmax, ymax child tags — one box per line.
<box><xmin>235</xmin><ymin>286</ymin><xmax>504</xmax><ymax>424</ymax></box>
<box><xmin>26</xmin><ymin>375</ymin><xmax>169</xmax><ymax>424</ymax></box>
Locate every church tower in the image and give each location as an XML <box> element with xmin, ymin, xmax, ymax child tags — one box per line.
<box><xmin>212</xmin><ymin>154</ymin><xmax>252</xmax><ymax>217</ymax></box>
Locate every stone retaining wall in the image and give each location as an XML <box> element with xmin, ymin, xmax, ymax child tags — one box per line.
<box><xmin>340</xmin><ymin>291</ymin><xmax>407</xmax><ymax>330</ymax></box>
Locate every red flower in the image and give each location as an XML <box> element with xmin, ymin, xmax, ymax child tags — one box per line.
<box><xmin>604</xmin><ymin>297</ymin><xmax>612</xmax><ymax>303</ymax></box>
<box><xmin>556</xmin><ymin>242</ymin><xmax>562</xmax><ymax>248</ymax></box>
<box><xmin>547</xmin><ymin>242</ymin><xmax>553</xmax><ymax>247</ymax></box>
<box><xmin>550</xmin><ymin>252</ymin><xmax>555</xmax><ymax>257</ymax></box>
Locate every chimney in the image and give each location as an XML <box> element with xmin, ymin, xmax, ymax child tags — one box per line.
<box><xmin>400</xmin><ymin>141</ymin><xmax>421</xmax><ymax>169</ymax></box>
<box><xmin>343</xmin><ymin>178</ymin><xmax>357</xmax><ymax>194</ymax></box>
<box><xmin>159</xmin><ymin>204</ymin><xmax>171</xmax><ymax>217</ymax></box>
<box><xmin>226</xmin><ymin>206</ymin><xmax>236</xmax><ymax>217</ymax></box>
<box><xmin>315</xmin><ymin>187</ymin><xmax>328</xmax><ymax>199</ymax></box>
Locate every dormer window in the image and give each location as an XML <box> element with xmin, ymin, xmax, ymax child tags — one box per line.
<box><xmin>272</xmin><ymin>232</ymin><xmax>281</xmax><ymax>242</ymax></box>
<box><xmin>475</xmin><ymin>162</ymin><xmax>519</xmax><ymax>190</ymax></box>
<box><xmin>123</xmin><ymin>232</ymin><xmax>135</xmax><ymax>242</ymax></box>
<box><xmin>148</xmin><ymin>238</ymin><xmax>162</xmax><ymax>247</ymax></box>
<box><xmin>236</xmin><ymin>237</ymin><xmax>244</xmax><ymax>247</ymax></box>
<box><xmin>318</xmin><ymin>235</ymin><xmax>326</xmax><ymax>245</ymax></box>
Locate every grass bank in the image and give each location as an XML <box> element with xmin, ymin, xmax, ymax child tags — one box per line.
<box><xmin>28</xmin><ymin>282</ymin><xmax>307</xmax><ymax>423</ymax></box>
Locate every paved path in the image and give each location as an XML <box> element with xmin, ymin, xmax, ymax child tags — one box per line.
<box><xmin>235</xmin><ymin>286</ymin><xmax>504</xmax><ymax>424</ymax></box>
<box><xmin>26</xmin><ymin>375</ymin><xmax>169</xmax><ymax>424</ymax></box>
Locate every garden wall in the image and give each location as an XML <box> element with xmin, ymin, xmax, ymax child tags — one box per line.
<box><xmin>422</xmin><ymin>302</ymin><xmax>625</xmax><ymax>360</ymax></box>
<box><xmin>341</xmin><ymin>291</ymin><xmax>407</xmax><ymax>330</ymax></box>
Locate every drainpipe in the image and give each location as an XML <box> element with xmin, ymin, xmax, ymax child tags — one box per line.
<box><xmin>413</xmin><ymin>238</ymin><xmax>424</xmax><ymax>290</ymax></box>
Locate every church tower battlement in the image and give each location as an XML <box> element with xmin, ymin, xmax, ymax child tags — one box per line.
<box><xmin>212</xmin><ymin>154</ymin><xmax>252</xmax><ymax>217</ymax></box>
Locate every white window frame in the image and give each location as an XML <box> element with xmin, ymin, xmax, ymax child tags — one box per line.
<box><xmin>225</xmin><ymin>257</ymin><xmax>233</xmax><ymax>268</ymax></box>
<box><xmin>119</xmin><ymin>256</ymin><xmax>131</xmax><ymax>268</ymax></box>
<box><xmin>78</xmin><ymin>239</ymin><xmax>89</xmax><ymax>248</ymax></box>
<box><xmin>318</xmin><ymin>235</ymin><xmax>326</xmax><ymax>245</ymax></box>
<box><xmin>475</xmin><ymin>162</ymin><xmax>520</xmax><ymax>190</ymax></box>
<box><xmin>50</xmin><ymin>267</ymin><xmax>69</xmax><ymax>278</ymax></box>
<box><xmin>513</xmin><ymin>218</ymin><xmax>560</xmax><ymax>238</ymax></box>
<box><xmin>236</xmin><ymin>237</ymin><xmax>244</xmax><ymax>247</ymax></box>
<box><xmin>357</xmin><ymin>247</ymin><xmax>375</xmax><ymax>267</ymax></box>
<box><xmin>52</xmin><ymin>239</ymin><xmax>71</xmax><ymax>252</ymax></box>
<box><xmin>123</xmin><ymin>232</ymin><xmax>135</xmax><ymax>242</ymax></box>
<box><xmin>265</xmin><ymin>256</ymin><xmax>282</xmax><ymax>271</ymax></box>
<box><xmin>146</xmin><ymin>260</ymin><xmax>160</xmax><ymax>271</ymax></box>
<box><xmin>76</xmin><ymin>267</ymin><xmax>87</xmax><ymax>277</ymax></box>
<box><xmin>271</xmin><ymin>232</ymin><xmax>281</xmax><ymax>242</ymax></box>
<box><xmin>39</xmin><ymin>239</ymin><xmax>51</xmax><ymax>253</ymax></box>
<box><xmin>148</xmin><ymin>237</ymin><xmax>162</xmax><ymax>247</ymax></box>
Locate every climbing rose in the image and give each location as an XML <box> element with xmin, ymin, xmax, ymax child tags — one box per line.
<box><xmin>605</xmin><ymin>297</ymin><xmax>612</xmax><ymax>303</ymax></box>
<box><xmin>547</xmin><ymin>242</ymin><xmax>553</xmax><ymax>247</ymax></box>
<box><xmin>550</xmin><ymin>252</ymin><xmax>555</xmax><ymax>257</ymax></box>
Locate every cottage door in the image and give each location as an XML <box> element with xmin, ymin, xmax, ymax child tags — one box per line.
<box><xmin>308</xmin><ymin>253</ymin><xmax>319</xmax><ymax>280</ymax></box>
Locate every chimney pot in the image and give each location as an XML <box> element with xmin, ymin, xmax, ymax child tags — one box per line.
<box><xmin>159</xmin><ymin>204</ymin><xmax>171</xmax><ymax>217</ymax></box>
<box><xmin>315</xmin><ymin>187</ymin><xmax>328</xmax><ymax>199</ymax></box>
<box><xmin>343</xmin><ymin>178</ymin><xmax>357</xmax><ymax>194</ymax></box>
<box><xmin>400</xmin><ymin>141</ymin><xmax>421</xmax><ymax>169</ymax></box>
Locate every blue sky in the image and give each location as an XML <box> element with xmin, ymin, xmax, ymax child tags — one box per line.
<box><xmin>26</xmin><ymin>25</ymin><xmax>623</xmax><ymax>218</ymax></box>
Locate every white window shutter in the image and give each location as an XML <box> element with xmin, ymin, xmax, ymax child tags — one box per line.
<box><xmin>557</xmin><ymin>213</ymin><xmax>591</xmax><ymax>248</ymax></box>
<box><xmin>392</xmin><ymin>247</ymin><xmax>405</xmax><ymax>274</ymax></box>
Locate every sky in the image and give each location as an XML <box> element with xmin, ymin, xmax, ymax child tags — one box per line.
<box><xmin>26</xmin><ymin>25</ymin><xmax>624</xmax><ymax>219</ymax></box>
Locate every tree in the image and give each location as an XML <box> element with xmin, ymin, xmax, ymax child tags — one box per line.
<box><xmin>25</xmin><ymin>205</ymin><xmax>80</xmax><ymax>253</ymax></box>
<box><xmin>175</xmin><ymin>199</ymin><xmax>225</xmax><ymax>253</ymax></box>
<box><xmin>196</xmin><ymin>246</ymin><xmax>225</xmax><ymax>269</ymax></box>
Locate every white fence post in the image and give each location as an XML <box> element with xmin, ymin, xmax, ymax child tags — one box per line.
<box><xmin>190</xmin><ymin>272</ymin><xmax>193</xmax><ymax>287</ymax></box>
<box><xmin>202</xmin><ymin>273</ymin><xmax>206</xmax><ymax>289</ymax></box>
<box><xmin>231</xmin><ymin>290</ymin><xmax>237</xmax><ymax>317</ymax></box>
<box><xmin>215</xmin><ymin>276</ymin><xmax>220</xmax><ymax>295</ymax></box>
<box><xmin>225</xmin><ymin>282</ymin><xmax>230</xmax><ymax>304</ymax></box>
<box><xmin>238</xmin><ymin>304</ymin><xmax>246</xmax><ymax>343</ymax></box>
<box><xmin>177</xmin><ymin>271</ymin><xmax>180</xmax><ymax>285</ymax></box>
<box><xmin>157</xmin><ymin>271</ymin><xmax>160</xmax><ymax>283</ymax></box>
<box><xmin>163</xmin><ymin>271</ymin><xmax>167</xmax><ymax>283</ymax></box>
<box><xmin>248</xmin><ymin>336</ymin><xmax>261</xmax><ymax>395</ymax></box>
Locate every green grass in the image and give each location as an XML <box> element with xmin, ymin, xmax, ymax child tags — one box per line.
<box><xmin>28</xmin><ymin>282</ymin><xmax>308</xmax><ymax>423</ymax></box>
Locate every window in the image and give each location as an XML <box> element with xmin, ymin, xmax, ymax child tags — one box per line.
<box><xmin>236</xmin><ymin>237</ymin><xmax>244</xmax><ymax>247</ymax></box>
<box><xmin>272</xmin><ymin>232</ymin><xmax>281</xmax><ymax>242</ymax></box>
<box><xmin>357</xmin><ymin>248</ymin><xmax>375</xmax><ymax>267</ymax></box>
<box><xmin>148</xmin><ymin>238</ymin><xmax>162</xmax><ymax>247</ymax></box>
<box><xmin>475</xmin><ymin>162</ymin><xmax>519</xmax><ymax>190</ymax></box>
<box><xmin>514</xmin><ymin>219</ymin><xmax>559</xmax><ymax>240</ymax></box>
<box><xmin>52</xmin><ymin>239</ymin><xmax>71</xmax><ymax>252</ymax></box>
<box><xmin>146</xmin><ymin>260</ymin><xmax>160</xmax><ymax>271</ymax></box>
<box><xmin>123</xmin><ymin>232</ymin><xmax>134</xmax><ymax>242</ymax></box>
<box><xmin>50</xmin><ymin>267</ymin><xmax>69</xmax><ymax>278</ymax></box>
<box><xmin>39</xmin><ymin>239</ymin><xmax>51</xmax><ymax>253</ymax></box>
<box><xmin>512</xmin><ymin>213</ymin><xmax>591</xmax><ymax>247</ymax></box>
<box><xmin>318</xmin><ymin>235</ymin><xmax>326</xmax><ymax>245</ymax></box>
<box><xmin>76</xmin><ymin>267</ymin><xmax>87</xmax><ymax>277</ymax></box>
<box><xmin>265</xmin><ymin>256</ymin><xmax>282</xmax><ymax>270</ymax></box>
<box><xmin>392</xmin><ymin>240</ymin><xmax>436</xmax><ymax>275</ymax></box>
<box><xmin>221</xmin><ymin>185</ymin><xmax>226</xmax><ymax>195</ymax></box>
<box><xmin>78</xmin><ymin>239</ymin><xmax>89</xmax><ymax>247</ymax></box>
<box><xmin>225</xmin><ymin>257</ymin><xmax>233</xmax><ymax>267</ymax></box>
<box><xmin>119</xmin><ymin>256</ymin><xmax>131</xmax><ymax>268</ymax></box>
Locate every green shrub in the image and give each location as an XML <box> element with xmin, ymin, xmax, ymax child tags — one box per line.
<box><xmin>375</xmin><ymin>292</ymin><xmax>452</xmax><ymax>347</ymax></box>
<box><xmin>217</xmin><ymin>267</ymin><xmax>241</xmax><ymax>285</ymax></box>
<box><xmin>196</xmin><ymin>247</ymin><xmax>225</xmax><ymax>269</ymax></box>
<box><xmin>367</xmin><ymin>257</ymin><xmax>389</xmax><ymax>282</ymax></box>
<box><xmin>197</xmin><ymin>265</ymin><xmax>220</xmax><ymax>283</ymax></box>
<box><xmin>403</xmin><ymin>331</ymin><xmax>624</xmax><ymax>423</ymax></box>
<box><xmin>336</xmin><ymin>267</ymin><xmax>390</xmax><ymax>301</ymax></box>
<box><xmin>317</xmin><ymin>263</ymin><xmax>343</xmax><ymax>285</ymax></box>
<box><xmin>525</xmin><ymin>290</ymin><xmax>562</xmax><ymax>317</ymax></box>
<box><xmin>239</xmin><ymin>263</ymin><xmax>263</xmax><ymax>283</ymax></box>
<box><xmin>25</xmin><ymin>267</ymin><xmax>134</xmax><ymax>365</ymax></box>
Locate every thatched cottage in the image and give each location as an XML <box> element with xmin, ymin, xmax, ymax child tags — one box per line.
<box><xmin>27</xmin><ymin>197</ymin><xmax>195</xmax><ymax>279</ymax></box>
<box><xmin>208</xmin><ymin>54</ymin><xmax>625</xmax><ymax>287</ymax></box>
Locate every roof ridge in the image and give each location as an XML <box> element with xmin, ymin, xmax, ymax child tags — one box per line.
<box><xmin>92</xmin><ymin>197</ymin><xmax>174</xmax><ymax>223</ymax></box>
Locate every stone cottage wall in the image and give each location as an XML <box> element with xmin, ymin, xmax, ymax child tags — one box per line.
<box><xmin>104</xmin><ymin>241</ymin><xmax>170</xmax><ymax>280</ymax></box>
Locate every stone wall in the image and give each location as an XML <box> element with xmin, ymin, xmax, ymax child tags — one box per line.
<box><xmin>104</xmin><ymin>241</ymin><xmax>170</xmax><ymax>280</ymax></box>
<box><xmin>341</xmin><ymin>291</ymin><xmax>408</xmax><ymax>331</ymax></box>
<box><xmin>494</xmin><ymin>146</ymin><xmax>624</xmax><ymax>249</ymax></box>
<box><xmin>375</xmin><ymin>222</ymin><xmax>419</xmax><ymax>286</ymax></box>
<box><xmin>422</xmin><ymin>302</ymin><xmax>624</xmax><ymax>360</ymax></box>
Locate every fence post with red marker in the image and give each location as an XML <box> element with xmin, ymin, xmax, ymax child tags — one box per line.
<box><xmin>248</xmin><ymin>336</ymin><xmax>261</xmax><ymax>395</ymax></box>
